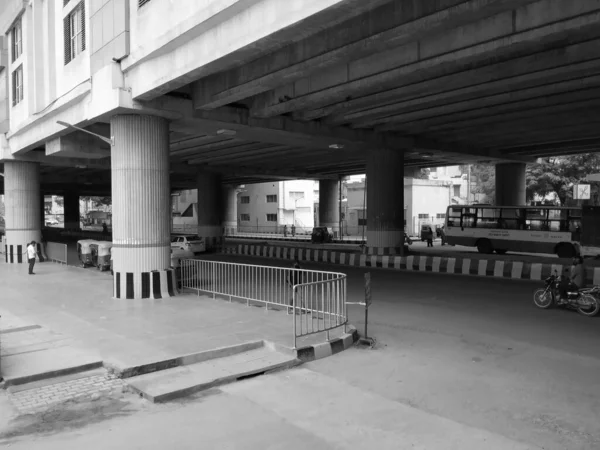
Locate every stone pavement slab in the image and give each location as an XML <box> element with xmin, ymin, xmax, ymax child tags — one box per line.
<box><xmin>223</xmin><ymin>368</ymin><xmax>535</xmax><ymax>450</ymax></box>
<box><xmin>7</xmin><ymin>369</ymin><xmax>126</xmax><ymax>414</ymax></box>
<box><xmin>0</xmin><ymin>260</ymin><xmax>338</xmax><ymax>378</ymax></box>
<box><xmin>126</xmin><ymin>345</ymin><xmax>298</xmax><ymax>402</ymax></box>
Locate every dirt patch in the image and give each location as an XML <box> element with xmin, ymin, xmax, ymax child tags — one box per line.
<box><xmin>0</xmin><ymin>387</ymin><xmax>143</xmax><ymax>443</ymax></box>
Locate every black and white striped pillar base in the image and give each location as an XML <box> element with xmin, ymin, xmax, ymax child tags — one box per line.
<box><xmin>113</xmin><ymin>269</ymin><xmax>177</xmax><ymax>299</ymax></box>
<box><xmin>4</xmin><ymin>243</ymin><xmax>45</xmax><ymax>264</ymax></box>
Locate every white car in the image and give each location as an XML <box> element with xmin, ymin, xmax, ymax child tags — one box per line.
<box><xmin>170</xmin><ymin>234</ymin><xmax>206</xmax><ymax>254</ymax></box>
<box><xmin>170</xmin><ymin>247</ymin><xmax>195</xmax><ymax>268</ymax></box>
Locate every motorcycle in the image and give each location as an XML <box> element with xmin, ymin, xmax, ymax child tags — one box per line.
<box><xmin>533</xmin><ymin>271</ymin><xmax>600</xmax><ymax>317</ymax></box>
<box><xmin>404</xmin><ymin>233</ymin><xmax>413</xmax><ymax>245</ymax></box>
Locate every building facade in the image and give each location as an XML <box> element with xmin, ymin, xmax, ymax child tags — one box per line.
<box><xmin>238</xmin><ymin>180</ymin><xmax>315</xmax><ymax>234</ymax></box>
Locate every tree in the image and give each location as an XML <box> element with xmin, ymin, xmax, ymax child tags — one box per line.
<box><xmin>469</xmin><ymin>164</ymin><xmax>496</xmax><ymax>203</ymax></box>
<box><xmin>414</xmin><ymin>168</ymin><xmax>431</xmax><ymax>180</ymax></box>
<box><xmin>80</xmin><ymin>196</ymin><xmax>111</xmax><ymax>210</ymax></box>
<box><xmin>526</xmin><ymin>154</ymin><xmax>600</xmax><ymax>205</ymax></box>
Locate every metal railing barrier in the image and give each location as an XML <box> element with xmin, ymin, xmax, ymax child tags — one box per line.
<box><xmin>180</xmin><ymin>259</ymin><xmax>348</xmax><ymax>348</ymax></box>
<box><xmin>46</xmin><ymin>242</ymin><xmax>68</xmax><ymax>264</ymax></box>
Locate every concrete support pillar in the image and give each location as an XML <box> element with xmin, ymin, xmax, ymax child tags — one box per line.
<box><xmin>4</xmin><ymin>161</ymin><xmax>42</xmax><ymax>263</ymax></box>
<box><xmin>495</xmin><ymin>163</ymin><xmax>526</xmax><ymax>206</ymax></box>
<box><xmin>197</xmin><ymin>171</ymin><xmax>223</xmax><ymax>250</ymax></box>
<box><xmin>366</xmin><ymin>149</ymin><xmax>405</xmax><ymax>250</ymax></box>
<box><xmin>222</xmin><ymin>184</ymin><xmax>238</xmax><ymax>236</ymax></box>
<box><xmin>63</xmin><ymin>192</ymin><xmax>80</xmax><ymax>229</ymax></box>
<box><xmin>111</xmin><ymin>115</ymin><xmax>175</xmax><ymax>299</ymax></box>
<box><xmin>318</xmin><ymin>180</ymin><xmax>340</xmax><ymax>234</ymax></box>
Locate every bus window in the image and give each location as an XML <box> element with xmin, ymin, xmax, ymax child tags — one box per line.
<box><xmin>446</xmin><ymin>207</ymin><xmax>462</xmax><ymax>227</ymax></box>
<box><xmin>477</xmin><ymin>208</ymin><xmax>500</xmax><ymax>228</ymax></box>
<box><xmin>548</xmin><ymin>209</ymin><xmax>568</xmax><ymax>232</ymax></box>
<box><xmin>526</xmin><ymin>208</ymin><xmax>546</xmax><ymax>231</ymax></box>
<box><xmin>500</xmin><ymin>208</ymin><xmax>525</xmax><ymax>230</ymax></box>
<box><xmin>462</xmin><ymin>208</ymin><xmax>477</xmax><ymax>228</ymax></box>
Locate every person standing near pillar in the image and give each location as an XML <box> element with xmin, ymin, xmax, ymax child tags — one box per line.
<box><xmin>27</xmin><ymin>241</ymin><xmax>38</xmax><ymax>274</ymax></box>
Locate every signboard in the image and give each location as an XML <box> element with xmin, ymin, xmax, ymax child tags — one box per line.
<box><xmin>364</xmin><ymin>272</ymin><xmax>372</xmax><ymax>307</ymax></box>
<box><xmin>585</xmin><ymin>174</ymin><xmax>600</xmax><ymax>182</ymax></box>
<box><xmin>574</xmin><ymin>184</ymin><xmax>591</xmax><ymax>200</ymax></box>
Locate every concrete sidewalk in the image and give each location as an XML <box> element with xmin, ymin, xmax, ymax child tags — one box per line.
<box><xmin>0</xmin><ymin>260</ymin><xmax>341</xmax><ymax>384</ymax></box>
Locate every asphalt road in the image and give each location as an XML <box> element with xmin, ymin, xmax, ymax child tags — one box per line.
<box><xmin>203</xmin><ymin>254</ymin><xmax>600</xmax><ymax>450</ymax></box>
<box><xmin>2</xmin><ymin>254</ymin><xmax>599</xmax><ymax>449</ymax></box>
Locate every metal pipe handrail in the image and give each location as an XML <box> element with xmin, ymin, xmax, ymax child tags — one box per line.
<box><xmin>179</xmin><ymin>259</ymin><xmax>348</xmax><ymax>349</ymax></box>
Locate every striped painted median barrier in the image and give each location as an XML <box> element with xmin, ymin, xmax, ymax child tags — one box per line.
<box><xmin>223</xmin><ymin>244</ymin><xmax>600</xmax><ymax>286</ymax></box>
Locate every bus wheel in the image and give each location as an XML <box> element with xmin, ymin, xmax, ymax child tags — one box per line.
<box><xmin>556</xmin><ymin>243</ymin><xmax>576</xmax><ymax>259</ymax></box>
<box><xmin>495</xmin><ymin>249</ymin><xmax>508</xmax><ymax>255</ymax></box>
<box><xmin>476</xmin><ymin>239</ymin><xmax>493</xmax><ymax>254</ymax></box>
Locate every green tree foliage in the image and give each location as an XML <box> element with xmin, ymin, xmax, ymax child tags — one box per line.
<box><xmin>467</xmin><ymin>154</ymin><xmax>600</xmax><ymax>206</ymax></box>
<box><xmin>414</xmin><ymin>168</ymin><xmax>431</xmax><ymax>179</ymax></box>
<box><xmin>469</xmin><ymin>164</ymin><xmax>496</xmax><ymax>203</ymax></box>
<box><xmin>526</xmin><ymin>155</ymin><xmax>600</xmax><ymax>206</ymax></box>
<box><xmin>80</xmin><ymin>196</ymin><xmax>112</xmax><ymax>209</ymax></box>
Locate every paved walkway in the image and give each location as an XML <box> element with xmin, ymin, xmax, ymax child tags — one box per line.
<box><xmin>0</xmin><ymin>260</ymin><xmax>334</xmax><ymax>383</ymax></box>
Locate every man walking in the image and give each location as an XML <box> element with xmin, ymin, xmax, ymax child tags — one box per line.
<box><xmin>27</xmin><ymin>241</ymin><xmax>38</xmax><ymax>275</ymax></box>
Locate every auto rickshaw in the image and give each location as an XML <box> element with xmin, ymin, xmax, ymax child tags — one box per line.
<box><xmin>96</xmin><ymin>242</ymin><xmax>113</xmax><ymax>271</ymax></box>
<box><xmin>77</xmin><ymin>239</ymin><xmax>98</xmax><ymax>267</ymax></box>
<box><xmin>311</xmin><ymin>227</ymin><xmax>334</xmax><ymax>244</ymax></box>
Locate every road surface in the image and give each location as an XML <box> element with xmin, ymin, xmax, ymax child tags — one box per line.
<box><xmin>1</xmin><ymin>255</ymin><xmax>599</xmax><ymax>449</ymax></box>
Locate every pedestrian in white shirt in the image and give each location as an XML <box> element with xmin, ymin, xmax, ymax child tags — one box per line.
<box><xmin>27</xmin><ymin>241</ymin><xmax>37</xmax><ymax>275</ymax></box>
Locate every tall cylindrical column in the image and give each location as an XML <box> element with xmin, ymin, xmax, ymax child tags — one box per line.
<box><xmin>4</xmin><ymin>161</ymin><xmax>42</xmax><ymax>263</ymax></box>
<box><xmin>319</xmin><ymin>180</ymin><xmax>340</xmax><ymax>234</ymax></box>
<box><xmin>111</xmin><ymin>115</ymin><xmax>175</xmax><ymax>299</ymax></box>
<box><xmin>63</xmin><ymin>192</ymin><xmax>80</xmax><ymax>229</ymax></box>
<box><xmin>495</xmin><ymin>163</ymin><xmax>526</xmax><ymax>206</ymax></box>
<box><xmin>222</xmin><ymin>184</ymin><xmax>238</xmax><ymax>236</ymax></box>
<box><xmin>197</xmin><ymin>170</ymin><xmax>223</xmax><ymax>250</ymax></box>
<box><xmin>366</xmin><ymin>149</ymin><xmax>405</xmax><ymax>250</ymax></box>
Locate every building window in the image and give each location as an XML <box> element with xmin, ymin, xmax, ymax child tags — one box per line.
<box><xmin>64</xmin><ymin>1</ymin><xmax>86</xmax><ymax>65</ymax></box>
<box><xmin>240</xmin><ymin>196</ymin><xmax>250</xmax><ymax>204</ymax></box>
<box><xmin>453</xmin><ymin>185</ymin><xmax>461</xmax><ymax>197</ymax></box>
<box><xmin>12</xmin><ymin>65</ymin><xmax>23</xmax><ymax>106</ymax></box>
<box><xmin>436</xmin><ymin>213</ymin><xmax>446</xmax><ymax>219</ymax></box>
<box><xmin>418</xmin><ymin>213</ymin><xmax>430</xmax><ymax>219</ymax></box>
<box><xmin>266</xmin><ymin>195</ymin><xmax>277</xmax><ymax>203</ymax></box>
<box><xmin>11</xmin><ymin>20</ymin><xmax>22</xmax><ymax>62</ymax></box>
<box><xmin>240</xmin><ymin>214</ymin><xmax>250</xmax><ymax>222</ymax></box>
<box><xmin>266</xmin><ymin>214</ymin><xmax>277</xmax><ymax>222</ymax></box>
<box><xmin>289</xmin><ymin>191</ymin><xmax>304</xmax><ymax>201</ymax></box>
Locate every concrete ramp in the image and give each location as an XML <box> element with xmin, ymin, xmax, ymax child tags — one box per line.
<box><xmin>125</xmin><ymin>342</ymin><xmax>299</xmax><ymax>403</ymax></box>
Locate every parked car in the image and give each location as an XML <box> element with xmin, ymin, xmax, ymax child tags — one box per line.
<box><xmin>170</xmin><ymin>234</ymin><xmax>206</xmax><ymax>253</ymax></box>
<box><xmin>171</xmin><ymin>247</ymin><xmax>195</xmax><ymax>268</ymax></box>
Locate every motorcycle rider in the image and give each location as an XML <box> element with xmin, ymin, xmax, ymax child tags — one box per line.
<box><xmin>571</xmin><ymin>255</ymin><xmax>585</xmax><ymax>290</ymax></box>
<box><xmin>558</xmin><ymin>256</ymin><xmax>585</xmax><ymax>303</ymax></box>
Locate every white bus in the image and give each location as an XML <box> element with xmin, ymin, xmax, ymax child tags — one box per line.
<box><xmin>444</xmin><ymin>205</ymin><xmax>583</xmax><ymax>258</ymax></box>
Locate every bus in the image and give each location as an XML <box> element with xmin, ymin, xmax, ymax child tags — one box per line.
<box><xmin>444</xmin><ymin>205</ymin><xmax>588</xmax><ymax>258</ymax></box>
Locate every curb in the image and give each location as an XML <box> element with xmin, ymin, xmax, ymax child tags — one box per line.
<box><xmin>2</xmin><ymin>361</ymin><xmax>104</xmax><ymax>388</ymax></box>
<box><xmin>223</xmin><ymin>243</ymin><xmax>600</xmax><ymax>285</ymax></box>
<box><xmin>296</xmin><ymin>326</ymin><xmax>359</xmax><ymax>363</ymax></box>
<box><xmin>105</xmin><ymin>341</ymin><xmax>266</xmax><ymax>379</ymax></box>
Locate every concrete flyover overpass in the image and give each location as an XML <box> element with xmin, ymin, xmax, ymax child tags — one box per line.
<box><xmin>1</xmin><ymin>0</ymin><xmax>599</xmax><ymax>298</ymax></box>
